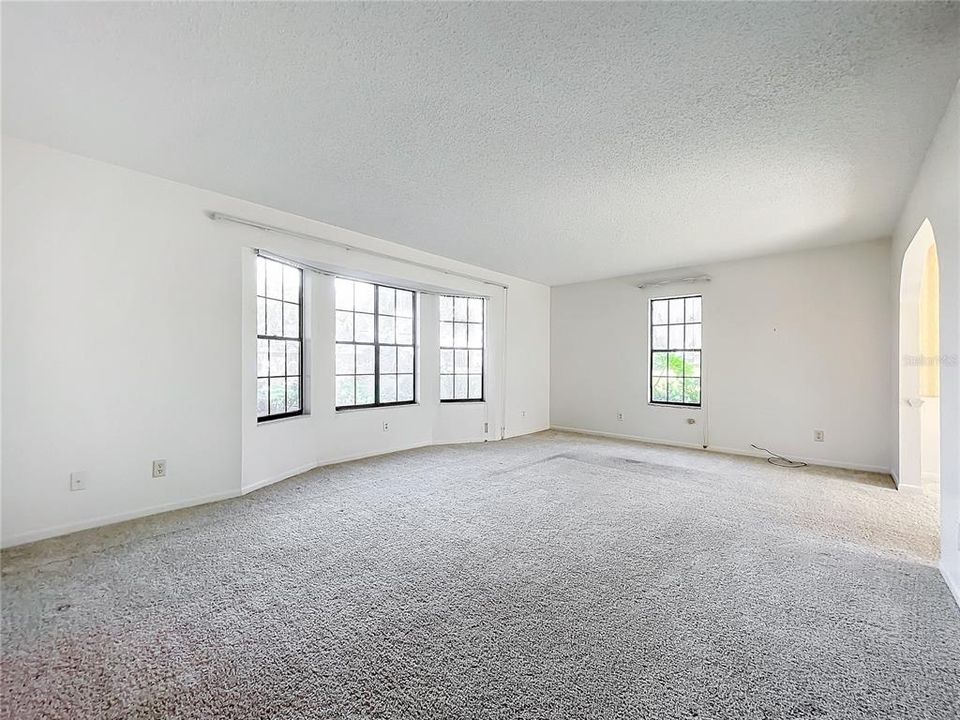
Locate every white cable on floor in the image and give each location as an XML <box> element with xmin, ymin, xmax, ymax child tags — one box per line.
<box><xmin>750</xmin><ymin>443</ymin><xmax>808</xmax><ymax>468</ymax></box>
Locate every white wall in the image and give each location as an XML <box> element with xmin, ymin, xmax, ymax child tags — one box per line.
<box><xmin>890</xmin><ymin>82</ymin><xmax>960</xmax><ymax>602</ymax></box>
<box><xmin>1</xmin><ymin>137</ymin><xmax>550</xmax><ymax>547</ymax></box>
<box><xmin>551</xmin><ymin>239</ymin><xmax>892</xmax><ymax>472</ymax></box>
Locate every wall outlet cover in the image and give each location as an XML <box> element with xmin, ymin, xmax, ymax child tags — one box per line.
<box><xmin>152</xmin><ymin>460</ymin><xmax>167</xmax><ymax>478</ymax></box>
<box><xmin>69</xmin><ymin>471</ymin><xmax>87</xmax><ymax>492</ymax></box>
<box><xmin>814</xmin><ymin>430</ymin><xmax>825</xmax><ymax>442</ymax></box>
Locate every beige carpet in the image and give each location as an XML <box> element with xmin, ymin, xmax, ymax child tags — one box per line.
<box><xmin>2</xmin><ymin>431</ymin><xmax>957</xmax><ymax>719</ymax></box>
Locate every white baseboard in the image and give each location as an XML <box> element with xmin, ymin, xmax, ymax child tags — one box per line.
<box><xmin>505</xmin><ymin>424</ymin><xmax>550</xmax><ymax>439</ymax></box>
<box><xmin>549</xmin><ymin>425</ymin><xmax>891</xmax><ymax>475</ymax></box>
<box><xmin>240</xmin><ymin>460</ymin><xmax>322</xmax><ymax>495</ymax></box>
<box><xmin>239</xmin><ymin>432</ymin><xmax>517</xmax><ymax>496</ymax></box>
<box><xmin>1</xmin><ymin>489</ymin><xmax>240</xmax><ymax>549</ymax></box>
<box><xmin>1</xmin><ymin>426</ymin><xmax>584</xmax><ymax>549</ymax></box>
<box><xmin>941</xmin><ymin>560</ymin><xmax>960</xmax><ymax>610</ymax></box>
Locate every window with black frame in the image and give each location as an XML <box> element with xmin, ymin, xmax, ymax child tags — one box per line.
<box><xmin>439</xmin><ymin>295</ymin><xmax>484</xmax><ymax>401</ymax></box>
<box><xmin>335</xmin><ymin>278</ymin><xmax>416</xmax><ymax>409</ymax></box>
<box><xmin>650</xmin><ymin>295</ymin><xmax>701</xmax><ymax>406</ymax></box>
<box><xmin>257</xmin><ymin>256</ymin><xmax>303</xmax><ymax>421</ymax></box>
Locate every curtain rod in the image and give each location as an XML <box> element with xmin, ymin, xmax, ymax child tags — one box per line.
<box><xmin>207</xmin><ymin>211</ymin><xmax>509</xmax><ymax>290</ymax></box>
<box><xmin>637</xmin><ymin>274</ymin><xmax>711</xmax><ymax>289</ymax></box>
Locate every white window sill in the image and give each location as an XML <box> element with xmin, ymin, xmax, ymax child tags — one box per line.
<box><xmin>257</xmin><ymin>412</ymin><xmax>311</xmax><ymax>426</ymax></box>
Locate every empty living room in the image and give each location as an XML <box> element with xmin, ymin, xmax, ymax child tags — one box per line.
<box><xmin>2</xmin><ymin>2</ymin><xmax>959</xmax><ymax>718</ymax></box>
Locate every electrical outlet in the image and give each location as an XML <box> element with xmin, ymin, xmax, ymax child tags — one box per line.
<box><xmin>813</xmin><ymin>430</ymin><xmax>824</xmax><ymax>443</ymax></box>
<box><xmin>383</xmin><ymin>422</ymin><xmax>390</xmax><ymax>432</ymax></box>
<box><xmin>483</xmin><ymin>422</ymin><xmax>489</xmax><ymax>434</ymax></box>
<box><xmin>152</xmin><ymin>460</ymin><xmax>167</xmax><ymax>478</ymax></box>
<box><xmin>617</xmin><ymin>412</ymin><xmax>624</xmax><ymax>421</ymax></box>
<box><xmin>520</xmin><ymin>410</ymin><xmax>526</xmax><ymax>418</ymax></box>
<box><xmin>69</xmin><ymin>471</ymin><xmax>87</xmax><ymax>492</ymax></box>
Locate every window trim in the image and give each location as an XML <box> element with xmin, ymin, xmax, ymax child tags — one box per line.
<box><xmin>335</xmin><ymin>280</ymin><xmax>418</xmax><ymax>411</ymax></box>
<box><xmin>439</xmin><ymin>294</ymin><xmax>485</xmax><ymax>403</ymax></box>
<box><xmin>648</xmin><ymin>294</ymin><xmax>702</xmax><ymax>408</ymax></box>
<box><xmin>257</xmin><ymin>255</ymin><xmax>304</xmax><ymax>423</ymax></box>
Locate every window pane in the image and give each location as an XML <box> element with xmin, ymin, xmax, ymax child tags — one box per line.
<box><xmin>380</xmin><ymin>345</ymin><xmax>397</xmax><ymax>373</ymax></box>
<box><xmin>651</xmin><ymin>352</ymin><xmax>668</xmax><ymax>375</ymax></box>
<box><xmin>286</xmin><ymin>377</ymin><xmax>301</xmax><ymax>411</ymax></box>
<box><xmin>355</xmin><ymin>313</ymin><xmax>375</xmax><ymax>343</ymax></box>
<box><xmin>440</xmin><ymin>374</ymin><xmax>453</xmax><ymax>400</ymax></box>
<box><xmin>356</xmin><ymin>375</ymin><xmax>375</xmax><ymax>405</ymax></box>
<box><xmin>283</xmin><ymin>265</ymin><xmax>300</xmax><ymax>303</ymax></box>
<box><xmin>396</xmin><ymin>317</ymin><xmax>413</xmax><ymax>345</ymax></box>
<box><xmin>397</xmin><ymin>346</ymin><xmax>414</xmax><ymax>374</ymax></box>
<box><xmin>336</xmin><ymin>376</ymin><xmax>355</xmax><ymax>406</ymax></box>
<box><xmin>269</xmin><ymin>378</ymin><xmax>286</xmax><ymax>414</ymax></box>
<box><xmin>668</xmin><ymin>325</ymin><xmax>684</xmax><ymax>349</ymax></box>
<box><xmin>286</xmin><ymin>340</ymin><xmax>300</xmax><ymax>376</ymax></box>
<box><xmin>355</xmin><ymin>282</ymin><xmax>375</xmax><ymax>313</ymax></box>
<box><xmin>454</xmin><ymin>375</ymin><xmax>468</xmax><ymax>399</ymax></box>
<box><xmin>334</xmin><ymin>278</ymin><xmax>419</xmax><ymax>411</ymax></box>
<box><xmin>396</xmin><ymin>290</ymin><xmax>413</xmax><ymax>318</ymax></box>
<box><xmin>669</xmin><ymin>298</ymin><xmax>685</xmax><ymax>324</ymax></box>
<box><xmin>455</xmin><ymin>349</ymin><xmax>468</xmax><ymax>373</ymax></box>
<box><xmin>267</xmin><ymin>299</ymin><xmax>283</xmax><ymax>336</ymax></box>
<box><xmin>469</xmin><ymin>349</ymin><xmax>483</xmax><ymax>373</ymax></box>
<box><xmin>379</xmin><ymin>315</ymin><xmax>395</xmax><ymax>344</ymax></box>
<box><xmin>265</xmin><ymin>260</ymin><xmax>283</xmax><ymax>300</ymax></box>
<box><xmin>380</xmin><ymin>374</ymin><xmax>397</xmax><ymax>403</ymax></box>
<box><xmin>468</xmin><ymin>374</ymin><xmax>482</xmax><ymax>399</ymax></box>
<box><xmin>454</xmin><ymin>297</ymin><xmax>468</xmax><ymax>321</ymax></box>
<box><xmin>667</xmin><ymin>377</ymin><xmax>684</xmax><ymax>403</ymax></box>
<box><xmin>651</xmin><ymin>300</ymin><xmax>668</xmax><ymax>325</ymax></box>
<box><xmin>652</xmin><ymin>326</ymin><xmax>668</xmax><ymax>350</ymax></box>
<box><xmin>356</xmin><ymin>345</ymin><xmax>375</xmax><ymax>374</ymax></box>
<box><xmin>257</xmin><ymin>339</ymin><xmax>270</xmax><ymax>377</ymax></box>
<box><xmin>335</xmin><ymin>278</ymin><xmax>354</xmax><ymax>310</ymax></box>
<box><xmin>650</xmin><ymin>296</ymin><xmax>702</xmax><ymax>406</ymax></box>
<box><xmin>440</xmin><ymin>322</ymin><xmax>453</xmax><ymax>347</ymax></box>
<box><xmin>269</xmin><ymin>340</ymin><xmax>286</xmax><ymax>376</ymax></box>
<box><xmin>379</xmin><ymin>287</ymin><xmax>395</xmax><ymax>316</ymax></box>
<box><xmin>256</xmin><ymin>257</ymin><xmax>266</xmax><ymax>297</ymax></box>
<box><xmin>336</xmin><ymin>311</ymin><xmax>354</xmax><ymax>342</ymax></box>
<box><xmin>257</xmin><ymin>379</ymin><xmax>269</xmax><ymax>416</ymax></box>
<box><xmin>440</xmin><ymin>349</ymin><xmax>454</xmax><ymax>373</ymax></box>
<box><xmin>259</xmin><ymin>258</ymin><xmax>303</xmax><ymax>419</ymax></box>
<box><xmin>336</xmin><ymin>343</ymin><xmax>355</xmax><ymax>374</ymax></box>
<box><xmin>468</xmin><ymin>298</ymin><xmax>483</xmax><ymax>322</ymax></box>
<box><xmin>468</xmin><ymin>323</ymin><xmax>483</xmax><ymax>348</ymax></box>
<box><xmin>651</xmin><ymin>376</ymin><xmax>667</xmax><ymax>402</ymax></box>
<box><xmin>667</xmin><ymin>352</ymin><xmax>684</xmax><ymax>377</ymax></box>
<box><xmin>439</xmin><ymin>295</ymin><xmax>453</xmax><ymax>321</ymax></box>
<box><xmin>398</xmin><ymin>374</ymin><xmax>414</xmax><ymax>402</ymax></box>
<box><xmin>454</xmin><ymin>323</ymin><xmax>468</xmax><ymax>348</ymax></box>
<box><xmin>283</xmin><ymin>302</ymin><xmax>300</xmax><ymax>338</ymax></box>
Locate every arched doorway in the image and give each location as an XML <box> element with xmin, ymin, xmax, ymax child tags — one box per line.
<box><xmin>898</xmin><ymin>219</ymin><xmax>940</xmax><ymax>504</ymax></box>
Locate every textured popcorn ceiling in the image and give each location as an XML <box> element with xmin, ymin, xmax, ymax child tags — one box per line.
<box><xmin>3</xmin><ymin>2</ymin><xmax>958</xmax><ymax>285</ymax></box>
